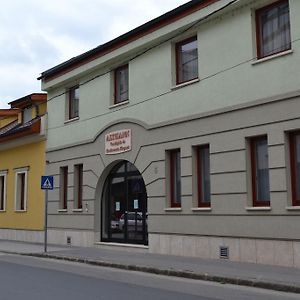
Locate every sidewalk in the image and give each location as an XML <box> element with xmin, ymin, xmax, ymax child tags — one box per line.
<box><xmin>1</xmin><ymin>239</ymin><xmax>300</xmax><ymax>294</ymax></box>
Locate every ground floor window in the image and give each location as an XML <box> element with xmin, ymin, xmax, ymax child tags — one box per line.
<box><xmin>168</xmin><ymin>149</ymin><xmax>181</xmax><ymax>207</ymax></box>
<box><xmin>74</xmin><ymin>164</ymin><xmax>83</xmax><ymax>209</ymax></box>
<box><xmin>15</xmin><ymin>168</ymin><xmax>28</xmax><ymax>211</ymax></box>
<box><xmin>250</xmin><ymin>136</ymin><xmax>270</xmax><ymax>206</ymax></box>
<box><xmin>101</xmin><ymin>161</ymin><xmax>148</xmax><ymax>245</ymax></box>
<box><xmin>197</xmin><ymin>145</ymin><xmax>211</xmax><ymax>207</ymax></box>
<box><xmin>0</xmin><ymin>171</ymin><xmax>7</xmax><ymax>211</ymax></box>
<box><xmin>289</xmin><ymin>131</ymin><xmax>300</xmax><ymax>206</ymax></box>
<box><xmin>60</xmin><ymin>166</ymin><xmax>68</xmax><ymax>210</ymax></box>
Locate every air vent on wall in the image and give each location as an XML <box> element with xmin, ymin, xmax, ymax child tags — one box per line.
<box><xmin>220</xmin><ymin>246</ymin><xmax>229</xmax><ymax>259</ymax></box>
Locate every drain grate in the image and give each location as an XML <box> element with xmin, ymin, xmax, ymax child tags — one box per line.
<box><xmin>220</xmin><ymin>246</ymin><xmax>229</xmax><ymax>259</ymax></box>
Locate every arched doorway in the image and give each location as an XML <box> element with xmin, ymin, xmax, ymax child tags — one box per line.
<box><xmin>101</xmin><ymin>161</ymin><xmax>148</xmax><ymax>245</ymax></box>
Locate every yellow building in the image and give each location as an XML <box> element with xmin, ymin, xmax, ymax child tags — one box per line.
<box><xmin>0</xmin><ymin>93</ymin><xmax>47</xmax><ymax>242</ymax></box>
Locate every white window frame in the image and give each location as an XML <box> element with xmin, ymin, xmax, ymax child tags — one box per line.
<box><xmin>14</xmin><ymin>167</ymin><xmax>29</xmax><ymax>212</ymax></box>
<box><xmin>0</xmin><ymin>170</ymin><xmax>8</xmax><ymax>212</ymax></box>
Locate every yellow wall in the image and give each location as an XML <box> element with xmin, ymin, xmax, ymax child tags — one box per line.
<box><xmin>0</xmin><ymin>141</ymin><xmax>45</xmax><ymax>230</ymax></box>
<box><xmin>0</xmin><ymin>116</ymin><xmax>17</xmax><ymax>128</ymax></box>
<box><xmin>38</xmin><ymin>102</ymin><xmax>47</xmax><ymax>116</ymax></box>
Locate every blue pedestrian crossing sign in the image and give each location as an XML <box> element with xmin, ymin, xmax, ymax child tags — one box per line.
<box><xmin>41</xmin><ymin>176</ymin><xmax>54</xmax><ymax>190</ymax></box>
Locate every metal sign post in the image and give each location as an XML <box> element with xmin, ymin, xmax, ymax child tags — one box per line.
<box><xmin>41</xmin><ymin>176</ymin><xmax>54</xmax><ymax>253</ymax></box>
<box><xmin>44</xmin><ymin>189</ymin><xmax>48</xmax><ymax>252</ymax></box>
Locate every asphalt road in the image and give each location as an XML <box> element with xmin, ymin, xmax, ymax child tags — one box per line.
<box><xmin>0</xmin><ymin>253</ymin><xmax>299</xmax><ymax>300</ymax></box>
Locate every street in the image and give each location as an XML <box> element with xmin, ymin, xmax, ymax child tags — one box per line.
<box><xmin>0</xmin><ymin>253</ymin><xmax>299</xmax><ymax>300</ymax></box>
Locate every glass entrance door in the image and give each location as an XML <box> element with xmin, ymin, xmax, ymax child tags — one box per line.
<box><xmin>102</xmin><ymin>161</ymin><xmax>148</xmax><ymax>245</ymax></box>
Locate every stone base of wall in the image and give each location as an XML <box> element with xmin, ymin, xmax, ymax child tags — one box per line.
<box><xmin>0</xmin><ymin>228</ymin><xmax>95</xmax><ymax>247</ymax></box>
<box><xmin>0</xmin><ymin>229</ymin><xmax>44</xmax><ymax>243</ymax></box>
<box><xmin>149</xmin><ymin>234</ymin><xmax>300</xmax><ymax>268</ymax></box>
<box><xmin>47</xmin><ymin>229</ymin><xmax>95</xmax><ymax>247</ymax></box>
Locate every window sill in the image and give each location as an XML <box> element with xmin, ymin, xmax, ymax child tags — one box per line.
<box><xmin>15</xmin><ymin>210</ymin><xmax>27</xmax><ymax>213</ymax></box>
<box><xmin>191</xmin><ymin>207</ymin><xmax>211</xmax><ymax>212</ymax></box>
<box><xmin>164</xmin><ymin>207</ymin><xmax>182</xmax><ymax>212</ymax></box>
<box><xmin>171</xmin><ymin>78</ymin><xmax>199</xmax><ymax>91</ymax></box>
<box><xmin>58</xmin><ymin>209</ymin><xmax>68</xmax><ymax>213</ymax></box>
<box><xmin>72</xmin><ymin>209</ymin><xmax>83</xmax><ymax>212</ymax></box>
<box><xmin>252</xmin><ymin>49</ymin><xmax>293</xmax><ymax>65</ymax></box>
<box><xmin>109</xmin><ymin>100</ymin><xmax>129</xmax><ymax>109</ymax></box>
<box><xmin>286</xmin><ymin>206</ymin><xmax>300</xmax><ymax>211</ymax></box>
<box><xmin>64</xmin><ymin>117</ymin><xmax>79</xmax><ymax>124</ymax></box>
<box><xmin>245</xmin><ymin>206</ymin><xmax>271</xmax><ymax>211</ymax></box>
<box><xmin>14</xmin><ymin>166</ymin><xmax>29</xmax><ymax>172</ymax></box>
<box><xmin>0</xmin><ymin>210</ymin><xmax>6</xmax><ymax>213</ymax></box>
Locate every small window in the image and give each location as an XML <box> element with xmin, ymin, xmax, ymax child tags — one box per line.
<box><xmin>169</xmin><ymin>149</ymin><xmax>181</xmax><ymax>207</ymax></box>
<box><xmin>176</xmin><ymin>37</ymin><xmax>198</xmax><ymax>84</ymax></box>
<box><xmin>15</xmin><ymin>170</ymin><xmax>27</xmax><ymax>211</ymax></box>
<box><xmin>68</xmin><ymin>86</ymin><xmax>79</xmax><ymax>120</ymax></box>
<box><xmin>22</xmin><ymin>107</ymin><xmax>32</xmax><ymax>123</ymax></box>
<box><xmin>74</xmin><ymin>164</ymin><xmax>83</xmax><ymax>209</ymax></box>
<box><xmin>114</xmin><ymin>65</ymin><xmax>129</xmax><ymax>104</ymax></box>
<box><xmin>289</xmin><ymin>131</ymin><xmax>300</xmax><ymax>206</ymax></box>
<box><xmin>256</xmin><ymin>0</ymin><xmax>291</xmax><ymax>59</ymax></box>
<box><xmin>197</xmin><ymin>145</ymin><xmax>211</xmax><ymax>207</ymax></box>
<box><xmin>60</xmin><ymin>166</ymin><xmax>68</xmax><ymax>210</ymax></box>
<box><xmin>0</xmin><ymin>172</ymin><xmax>7</xmax><ymax>211</ymax></box>
<box><xmin>250</xmin><ymin>136</ymin><xmax>270</xmax><ymax>206</ymax></box>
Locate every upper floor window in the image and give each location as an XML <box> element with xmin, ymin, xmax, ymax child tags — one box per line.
<box><xmin>68</xmin><ymin>86</ymin><xmax>79</xmax><ymax>120</ymax></box>
<box><xmin>250</xmin><ymin>136</ymin><xmax>270</xmax><ymax>207</ymax></box>
<box><xmin>196</xmin><ymin>145</ymin><xmax>211</xmax><ymax>207</ymax></box>
<box><xmin>114</xmin><ymin>65</ymin><xmax>129</xmax><ymax>104</ymax></box>
<box><xmin>22</xmin><ymin>107</ymin><xmax>32</xmax><ymax>123</ymax></box>
<box><xmin>256</xmin><ymin>0</ymin><xmax>291</xmax><ymax>59</ymax></box>
<box><xmin>168</xmin><ymin>149</ymin><xmax>181</xmax><ymax>207</ymax></box>
<box><xmin>176</xmin><ymin>37</ymin><xmax>198</xmax><ymax>84</ymax></box>
<box><xmin>289</xmin><ymin>131</ymin><xmax>300</xmax><ymax>206</ymax></box>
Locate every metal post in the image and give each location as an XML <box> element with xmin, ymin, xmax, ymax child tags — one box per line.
<box><xmin>44</xmin><ymin>189</ymin><xmax>48</xmax><ymax>253</ymax></box>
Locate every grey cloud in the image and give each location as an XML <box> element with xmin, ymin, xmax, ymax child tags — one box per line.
<box><xmin>0</xmin><ymin>0</ymin><xmax>189</xmax><ymax>107</ymax></box>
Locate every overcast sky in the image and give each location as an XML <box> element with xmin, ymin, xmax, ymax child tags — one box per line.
<box><xmin>0</xmin><ymin>0</ymin><xmax>188</xmax><ymax>108</ymax></box>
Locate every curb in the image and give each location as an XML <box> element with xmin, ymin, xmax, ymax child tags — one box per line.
<box><xmin>17</xmin><ymin>252</ymin><xmax>300</xmax><ymax>294</ymax></box>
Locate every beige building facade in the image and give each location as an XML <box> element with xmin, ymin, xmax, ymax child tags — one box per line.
<box><xmin>40</xmin><ymin>0</ymin><xmax>300</xmax><ymax>267</ymax></box>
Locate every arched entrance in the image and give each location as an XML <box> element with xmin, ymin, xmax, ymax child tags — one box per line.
<box><xmin>101</xmin><ymin>161</ymin><xmax>148</xmax><ymax>245</ymax></box>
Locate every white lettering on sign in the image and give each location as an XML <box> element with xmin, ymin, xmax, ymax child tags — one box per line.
<box><xmin>105</xmin><ymin>129</ymin><xmax>132</xmax><ymax>155</ymax></box>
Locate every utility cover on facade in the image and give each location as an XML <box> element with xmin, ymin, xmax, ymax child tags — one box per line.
<box><xmin>41</xmin><ymin>176</ymin><xmax>54</xmax><ymax>190</ymax></box>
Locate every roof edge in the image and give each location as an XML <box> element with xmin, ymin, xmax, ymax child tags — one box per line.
<box><xmin>38</xmin><ymin>0</ymin><xmax>218</xmax><ymax>81</ymax></box>
<box><xmin>0</xmin><ymin>109</ymin><xmax>20</xmax><ymax>116</ymax></box>
<box><xmin>9</xmin><ymin>93</ymin><xmax>47</xmax><ymax>109</ymax></box>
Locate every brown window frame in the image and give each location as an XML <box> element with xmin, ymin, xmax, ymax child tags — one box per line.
<box><xmin>68</xmin><ymin>86</ymin><xmax>79</xmax><ymax>120</ymax></box>
<box><xmin>114</xmin><ymin>64</ymin><xmax>129</xmax><ymax>104</ymax></box>
<box><xmin>289</xmin><ymin>131</ymin><xmax>300</xmax><ymax>206</ymax></box>
<box><xmin>74</xmin><ymin>164</ymin><xmax>83</xmax><ymax>209</ymax></box>
<box><xmin>175</xmin><ymin>36</ymin><xmax>198</xmax><ymax>85</ymax></box>
<box><xmin>250</xmin><ymin>136</ymin><xmax>270</xmax><ymax>207</ymax></box>
<box><xmin>169</xmin><ymin>149</ymin><xmax>181</xmax><ymax>207</ymax></box>
<box><xmin>61</xmin><ymin>166</ymin><xmax>68</xmax><ymax>210</ymax></box>
<box><xmin>196</xmin><ymin>145</ymin><xmax>211</xmax><ymax>207</ymax></box>
<box><xmin>255</xmin><ymin>0</ymin><xmax>291</xmax><ymax>59</ymax></box>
